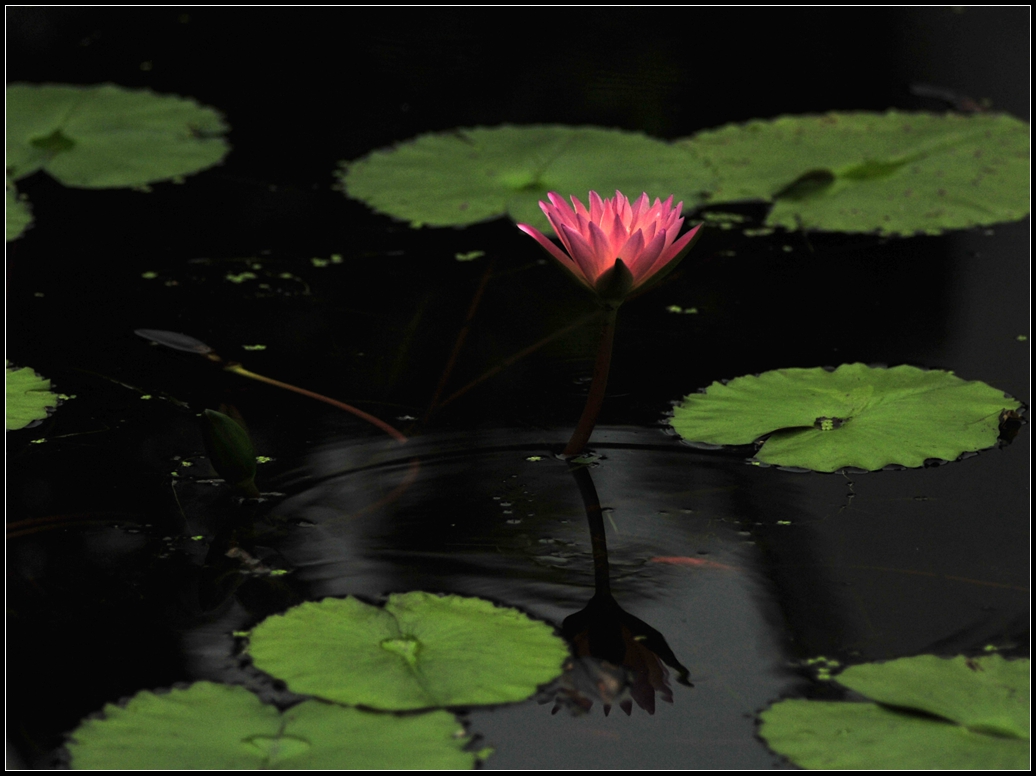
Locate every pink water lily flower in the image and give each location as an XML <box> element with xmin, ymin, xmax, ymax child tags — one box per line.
<box><xmin>518</xmin><ymin>191</ymin><xmax>703</xmax><ymax>304</ymax></box>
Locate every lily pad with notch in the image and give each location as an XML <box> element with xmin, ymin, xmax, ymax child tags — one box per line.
<box><xmin>339</xmin><ymin>125</ymin><xmax>714</xmax><ymax>231</ymax></box>
<box><xmin>676</xmin><ymin>111</ymin><xmax>1029</xmax><ymax>235</ymax></box>
<box><xmin>759</xmin><ymin>654</ymin><xmax>1029</xmax><ymax>769</ymax></box>
<box><xmin>67</xmin><ymin>681</ymin><xmax>478</xmax><ymax>769</ymax></box>
<box><xmin>669</xmin><ymin>363</ymin><xmax>1022</xmax><ymax>472</ymax></box>
<box><xmin>247</xmin><ymin>592</ymin><xmax>569</xmax><ymax>711</ymax></box>
<box><xmin>6</xmin><ymin>83</ymin><xmax>229</xmax><ymax>188</ymax></box>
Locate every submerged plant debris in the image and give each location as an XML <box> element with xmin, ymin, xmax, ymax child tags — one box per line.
<box><xmin>669</xmin><ymin>363</ymin><xmax>1021</xmax><ymax>472</ymax></box>
<box><xmin>759</xmin><ymin>654</ymin><xmax>1029</xmax><ymax>769</ymax></box>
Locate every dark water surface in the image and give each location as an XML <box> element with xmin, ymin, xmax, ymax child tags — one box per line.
<box><xmin>7</xmin><ymin>8</ymin><xmax>1029</xmax><ymax>769</ymax></box>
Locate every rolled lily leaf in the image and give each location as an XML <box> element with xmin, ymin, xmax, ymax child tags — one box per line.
<box><xmin>135</xmin><ymin>329</ymin><xmax>215</xmax><ymax>354</ymax></box>
<box><xmin>200</xmin><ymin>409</ymin><xmax>259</xmax><ymax>497</ymax></box>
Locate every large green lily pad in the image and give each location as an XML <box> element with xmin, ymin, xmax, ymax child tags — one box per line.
<box><xmin>759</xmin><ymin>654</ymin><xmax>1029</xmax><ymax>769</ymax></box>
<box><xmin>247</xmin><ymin>592</ymin><xmax>569</xmax><ymax>711</ymax></box>
<box><xmin>339</xmin><ymin>125</ymin><xmax>713</xmax><ymax>230</ymax></box>
<box><xmin>6</xmin><ymin>83</ymin><xmax>229</xmax><ymax>188</ymax></box>
<box><xmin>67</xmin><ymin>681</ymin><xmax>478</xmax><ymax>769</ymax></box>
<box><xmin>678</xmin><ymin>111</ymin><xmax>1029</xmax><ymax>235</ymax></box>
<box><xmin>6</xmin><ymin>363</ymin><xmax>60</xmax><ymax>430</ymax></box>
<box><xmin>669</xmin><ymin>363</ymin><xmax>1021</xmax><ymax>472</ymax></box>
<box><xmin>6</xmin><ymin>178</ymin><xmax>32</xmax><ymax>241</ymax></box>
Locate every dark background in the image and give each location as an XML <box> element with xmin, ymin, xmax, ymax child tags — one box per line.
<box><xmin>7</xmin><ymin>7</ymin><xmax>1030</xmax><ymax>769</ymax></box>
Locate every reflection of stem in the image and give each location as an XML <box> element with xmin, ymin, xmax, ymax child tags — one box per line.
<box><xmin>329</xmin><ymin>456</ymin><xmax>422</xmax><ymax>524</ymax></box>
<box><xmin>224</xmin><ymin>364</ymin><xmax>407</xmax><ymax>445</ymax></box>
<box><xmin>424</xmin><ymin>259</ymin><xmax>495</xmax><ymax>420</ymax></box>
<box><xmin>569</xmin><ymin>462</ymin><xmax>611</xmax><ymax>596</ymax></box>
<box><xmin>562</xmin><ymin>307</ymin><xmax>618</xmax><ymax>457</ymax></box>
<box><xmin>435</xmin><ymin>312</ymin><xmax>598</xmax><ymax>412</ymax></box>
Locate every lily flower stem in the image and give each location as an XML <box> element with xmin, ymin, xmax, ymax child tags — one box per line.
<box><xmin>437</xmin><ymin>312</ymin><xmax>598</xmax><ymax>412</ymax></box>
<box><xmin>224</xmin><ymin>364</ymin><xmax>407</xmax><ymax>445</ymax></box>
<box><xmin>562</xmin><ymin>306</ymin><xmax>619</xmax><ymax>457</ymax></box>
<box><xmin>569</xmin><ymin>461</ymin><xmax>612</xmax><ymax>596</ymax></box>
<box><xmin>424</xmin><ymin>259</ymin><xmax>495</xmax><ymax>421</ymax></box>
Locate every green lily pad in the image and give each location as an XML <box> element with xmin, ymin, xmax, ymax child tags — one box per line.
<box><xmin>759</xmin><ymin>655</ymin><xmax>1029</xmax><ymax>769</ymax></box>
<box><xmin>6</xmin><ymin>83</ymin><xmax>229</xmax><ymax>188</ymax></box>
<box><xmin>339</xmin><ymin>125</ymin><xmax>713</xmax><ymax>230</ymax></box>
<box><xmin>247</xmin><ymin>592</ymin><xmax>569</xmax><ymax>710</ymax></box>
<box><xmin>838</xmin><ymin>654</ymin><xmax>1029</xmax><ymax>738</ymax></box>
<box><xmin>6</xmin><ymin>178</ymin><xmax>33</xmax><ymax>241</ymax></box>
<box><xmin>678</xmin><ymin>111</ymin><xmax>1029</xmax><ymax>235</ymax></box>
<box><xmin>669</xmin><ymin>363</ymin><xmax>1021</xmax><ymax>472</ymax></box>
<box><xmin>6</xmin><ymin>363</ymin><xmax>60</xmax><ymax>430</ymax></box>
<box><xmin>67</xmin><ymin>681</ymin><xmax>478</xmax><ymax>769</ymax></box>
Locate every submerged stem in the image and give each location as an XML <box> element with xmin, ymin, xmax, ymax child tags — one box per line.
<box><xmin>562</xmin><ymin>306</ymin><xmax>619</xmax><ymax>457</ymax></box>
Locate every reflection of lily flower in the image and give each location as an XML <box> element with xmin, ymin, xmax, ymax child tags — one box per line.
<box><xmin>549</xmin><ymin>592</ymin><xmax>691</xmax><ymax>716</ymax></box>
<box><xmin>518</xmin><ymin>191</ymin><xmax>703</xmax><ymax>304</ymax></box>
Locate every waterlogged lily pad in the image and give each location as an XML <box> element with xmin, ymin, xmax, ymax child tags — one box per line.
<box><xmin>6</xmin><ymin>179</ymin><xmax>32</xmax><ymax>241</ymax></box>
<box><xmin>68</xmin><ymin>681</ymin><xmax>476</xmax><ymax>769</ymax></box>
<box><xmin>248</xmin><ymin>592</ymin><xmax>568</xmax><ymax>710</ymax></box>
<box><xmin>759</xmin><ymin>655</ymin><xmax>1029</xmax><ymax>769</ymax></box>
<box><xmin>6</xmin><ymin>363</ymin><xmax>60</xmax><ymax>430</ymax></box>
<box><xmin>670</xmin><ymin>364</ymin><xmax>1020</xmax><ymax>472</ymax></box>
<box><xmin>6</xmin><ymin>83</ymin><xmax>229</xmax><ymax>188</ymax></box>
<box><xmin>678</xmin><ymin>111</ymin><xmax>1029</xmax><ymax>235</ymax></box>
<box><xmin>340</xmin><ymin>125</ymin><xmax>713</xmax><ymax>230</ymax></box>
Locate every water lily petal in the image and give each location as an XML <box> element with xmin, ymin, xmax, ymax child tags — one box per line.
<box><xmin>517</xmin><ymin>223</ymin><xmax>576</xmax><ymax>268</ymax></box>
<box><xmin>544</xmin><ymin>207</ymin><xmax>577</xmax><ymax>257</ymax></box>
<box><xmin>617</xmin><ymin>228</ymin><xmax>646</xmax><ymax>263</ymax></box>
<box><xmin>589</xmin><ymin>190</ymin><xmax>605</xmax><ymax>224</ymax></box>
<box><xmin>520</xmin><ymin>191</ymin><xmax>702</xmax><ymax>304</ymax></box>
<box><xmin>614</xmin><ymin>191</ymin><xmax>631</xmax><ymax>228</ymax></box>
<box><xmin>628</xmin><ymin>193</ymin><xmax>651</xmax><ymax>228</ymax></box>
<box><xmin>561</xmin><ymin>223</ymin><xmax>603</xmax><ymax>283</ymax></box>
<box><xmin>630</xmin><ymin>227</ymin><xmax>667</xmax><ymax>282</ymax></box>
<box><xmin>634</xmin><ymin>222</ymin><xmax>704</xmax><ymax>292</ymax></box>
<box><xmin>586</xmin><ymin>221</ymin><xmax>616</xmax><ymax>279</ymax></box>
<box><xmin>608</xmin><ymin>208</ymin><xmax>628</xmax><ymax>253</ymax></box>
<box><xmin>544</xmin><ymin>193</ymin><xmax>579</xmax><ymax>232</ymax></box>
